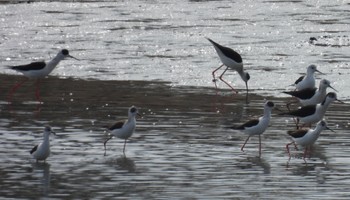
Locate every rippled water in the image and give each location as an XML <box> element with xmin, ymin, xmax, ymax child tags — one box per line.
<box><xmin>1</xmin><ymin>75</ymin><xmax>350</xmax><ymax>199</ymax></box>
<box><xmin>1</xmin><ymin>0</ymin><xmax>350</xmax><ymax>98</ymax></box>
<box><xmin>0</xmin><ymin>0</ymin><xmax>350</xmax><ymax>199</ymax></box>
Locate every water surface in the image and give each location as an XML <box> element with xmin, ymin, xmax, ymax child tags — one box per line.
<box><xmin>1</xmin><ymin>74</ymin><xmax>350</xmax><ymax>199</ymax></box>
<box><xmin>0</xmin><ymin>0</ymin><xmax>349</xmax><ymax>98</ymax></box>
<box><xmin>0</xmin><ymin>0</ymin><xmax>350</xmax><ymax>199</ymax></box>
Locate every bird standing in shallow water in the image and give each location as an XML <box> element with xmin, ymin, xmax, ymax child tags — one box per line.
<box><xmin>104</xmin><ymin>106</ymin><xmax>141</xmax><ymax>155</ymax></box>
<box><xmin>286</xmin><ymin>120</ymin><xmax>334</xmax><ymax>162</ymax></box>
<box><xmin>206</xmin><ymin>38</ymin><xmax>250</xmax><ymax>95</ymax></box>
<box><xmin>229</xmin><ymin>101</ymin><xmax>274</xmax><ymax>157</ymax></box>
<box><xmin>283</xmin><ymin>79</ymin><xmax>337</xmax><ymax>106</ymax></box>
<box><xmin>278</xmin><ymin>92</ymin><xmax>344</xmax><ymax>129</ymax></box>
<box><xmin>293</xmin><ymin>64</ymin><xmax>323</xmax><ymax>91</ymax></box>
<box><xmin>7</xmin><ymin>49</ymin><xmax>79</xmax><ymax>103</ymax></box>
<box><xmin>30</xmin><ymin>126</ymin><xmax>56</xmax><ymax>162</ymax></box>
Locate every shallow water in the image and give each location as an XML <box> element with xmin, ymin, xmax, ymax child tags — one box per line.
<box><xmin>0</xmin><ymin>0</ymin><xmax>350</xmax><ymax>199</ymax></box>
<box><xmin>1</xmin><ymin>74</ymin><xmax>350</xmax><ymax>199</ymax></box>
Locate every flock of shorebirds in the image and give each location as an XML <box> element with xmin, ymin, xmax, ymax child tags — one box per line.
<box><xmin>5</xmin><ymin>38</ymin><xmax>345</xmax><ymax>163</ymax></box>
<box><xmin>207</xmin><ymin>38</ymin><xmax>344</xmax><ymax>162</ymax></box>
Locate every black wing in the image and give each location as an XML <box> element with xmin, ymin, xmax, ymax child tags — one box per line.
<box><xmin>283</xmin><ymin>88</ymin><xmax>317</xmax><ymax>99</ymax></box>
<box><xmin>279</xmin><ymin>105</ymin><xmax>317</xmax><ymax>117</ymax></box>
<box><xmin>287</xmin><ymin>129</ymin><xmax>308</xmax><ymax>138</ymax></box>
<box><xmin>207</xmin><ymin>38</ymin><xmax>242</xmax><ymax>63</ymax></box>
<box><xmin>108</xmin><ymin>121</ymin><xmax>125</xmax><ymax>131</ymax></box>
<box><xmin>30</xmin><ymin>145</ymin><xmax>38</xmax><ymax>154</ymax></box>
<box><xmin>230</xmin><ymin>119</ymin><xmax>259</xmax><ymax>130</ymax></box>
<box><xmin>294</xmin><ymin>75</ymin><xmax>305</xmax><ymax>85</ymax></box>
<box><xmin>10</xmin><ymin>62</ymin><xmax>46</xmax><ymax>71</ymax></box>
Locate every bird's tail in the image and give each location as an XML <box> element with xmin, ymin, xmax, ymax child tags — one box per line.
<box><xmin>282</xmin><ymin>91</ymin><xmax>293</xmax><ymax>95</ymax></box>
<box><xmin>226</xmin><ymin>125</ymin><xmax>244</xmax><ymax>130</ymax></box>
<box><xmin>206</xmin><ymin>37</ymin><xmax>218</xmax><ymax>46</ymax></box>
<box><xmin>277</xmin><ymin>112</ymin><xmax>291</xmax><ymax>116</ymax></box>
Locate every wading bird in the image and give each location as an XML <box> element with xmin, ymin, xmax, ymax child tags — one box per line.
<box><xmin>7</xmin><ymin>49</ymin><xmax>79</xmax><ymax>103</ymax></box>
<box><xmin>104</xmin><ymin>106</ymin><xmax>141</xmax><ymax>155</ymax></box>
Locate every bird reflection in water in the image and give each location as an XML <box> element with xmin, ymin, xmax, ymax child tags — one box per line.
<box><xmin>236</xmin><ymin>156</ymin><xmax>271</xmax><ymax>175</ymax></box>
<box><xmin>106</xmin><ymin>156</ymin><xmax>136</xmax><ymax>173</ymax></box>
<box><xmin>31</xmin><ymin>162</ymin><xmax>51</xmax><ymax>196</ymax></box>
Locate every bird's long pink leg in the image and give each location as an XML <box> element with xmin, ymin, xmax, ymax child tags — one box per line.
<box><xmin>258</xmin><ymin>135</ymin><xmax>262</xmax><ymax>157</ymax></box>
<box><xmin>286</xmin><ymin>102</ymin><xmax>300</xmax><ymax>128</ymax></box>
<box><xmin>7</xmin><ymin>79</ymin><xmax>27</xmax><ymax>104</ymax></box>
<box><xmin>303</xmin><ymin>146</ymin><xmax>309</xmax><ymax>163</ymax></box>
<box><xmin>293</xmin><ymin>142</ymin><xmax>298</xmax><ymax>151</ymax></box>
<box><xmin>212</xmin><ymin>64</ymin><xmax>224</xmax><ymax>91</ymax></box>
<box><xmin>123</xmin><ymin>139</ymin><xmax>127</xmax><ymax>154</ymax></box>
<box><xmin>219</xmin><ymin>66</ymin><xmax>238</xmax><ymax>93</ymax></box>
<box><xmin>104</xmin><ymin>137</ymin><xmax>113</xmax><ymax>150</ymax></box>
<box><xmin>35</xmin><ymin>80</ymin><xmax>42</xmax><ymax>103</ymax></box>
<box><xmin>241</xmin><ymin>136</ymin><xmax>250</xmax><ymax>152</ymax></box>
<box><xmin>286</xmin><ymin>142</ymin><xmax>295</xmax><ymax>158</ymax></box>
<box><xmin>211</xmin><ymin>64</ymin><xmax>225</xmax><ymax>112</ymax></box>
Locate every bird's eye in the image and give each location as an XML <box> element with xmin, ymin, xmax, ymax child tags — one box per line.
<box><xmin>267</xmin><ymin>101</ymin><xmax>274</xmax><ymax>107</ymax></box>
<box><xmin>62</xmin><ymin>49</ymin><xmax>69</xmax><ymax>55</ymax></box>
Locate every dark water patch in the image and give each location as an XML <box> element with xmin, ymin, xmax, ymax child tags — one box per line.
<box><xmin>41</xmin><ymin>10</ymin><xmax>65</xmax><ymax>14</ymax></box>
<box><xmin>113</xmin><ymin>18</ymin><xmax>165</xmax><ymax>23</ymax></box>
<box><xmin>213</xmin><ymin>18</ymin><xmax>246</xmax><ymax>22</ymax></box>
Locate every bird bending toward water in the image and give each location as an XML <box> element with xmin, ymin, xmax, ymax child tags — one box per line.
<box><xmin>207</xmin><ymin>38</ymin><xmax>250</xmax><ymax>95</ymax></box>
<box><xmin>7</xmin><ymin>49</ymin><xmax>79</xmax><ymax>103</ymax></box>
<box><xmin>104</xmin><ymin>106</ymin><xmax>141</xmax><ymax>155</ymax></box>
<box><xmin>229</xmin><ymin>101</ymin><xmax>274</xmax><ymax>157</ymax></box>
<box><xmin>30</xmin><ymin>126</ymin><xmax>56</xmax><ymax>162</ymax></box>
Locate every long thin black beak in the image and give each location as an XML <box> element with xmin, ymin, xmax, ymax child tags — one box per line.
<box><xmin>245</xmin><ymin>82</ymin><xmax>249</xmax><ymax>95</ymax></box>
<box><xmin>51</xmin><ymin>131</ymin><xmax>56</xmax><ymax>136</ymax></box>
<box><xmin>137</xmin><ymin>113</ymin><xmax>142</xmax><ymax>118</ymax></box>
<box><xmin>244</xmin><ymin>82</ymin><xmax>249</xmax><ymax>104</ymax></box>
<box><xmin>328</xmin><ymin>85</ymin><xmax>338</xmax><ymax>92</ymax></box>
<box><xmin>336</xmin><ymin>99</ymin><xmax>346</xmax><ymax>104</ymax></box>
<box><xmin>326</xmin><ymin>126</ymin><xmax>336</xmax><ymax>133</ymax></box>
<box><xmin>68</xmin><ymin>55</ymin><xmax>80</xmax><ymax>61</ymax></box>
<box><xmin>315</xmin><ymin>69</ymin><xmax>325</xmax><ymax>75</ymax></box>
